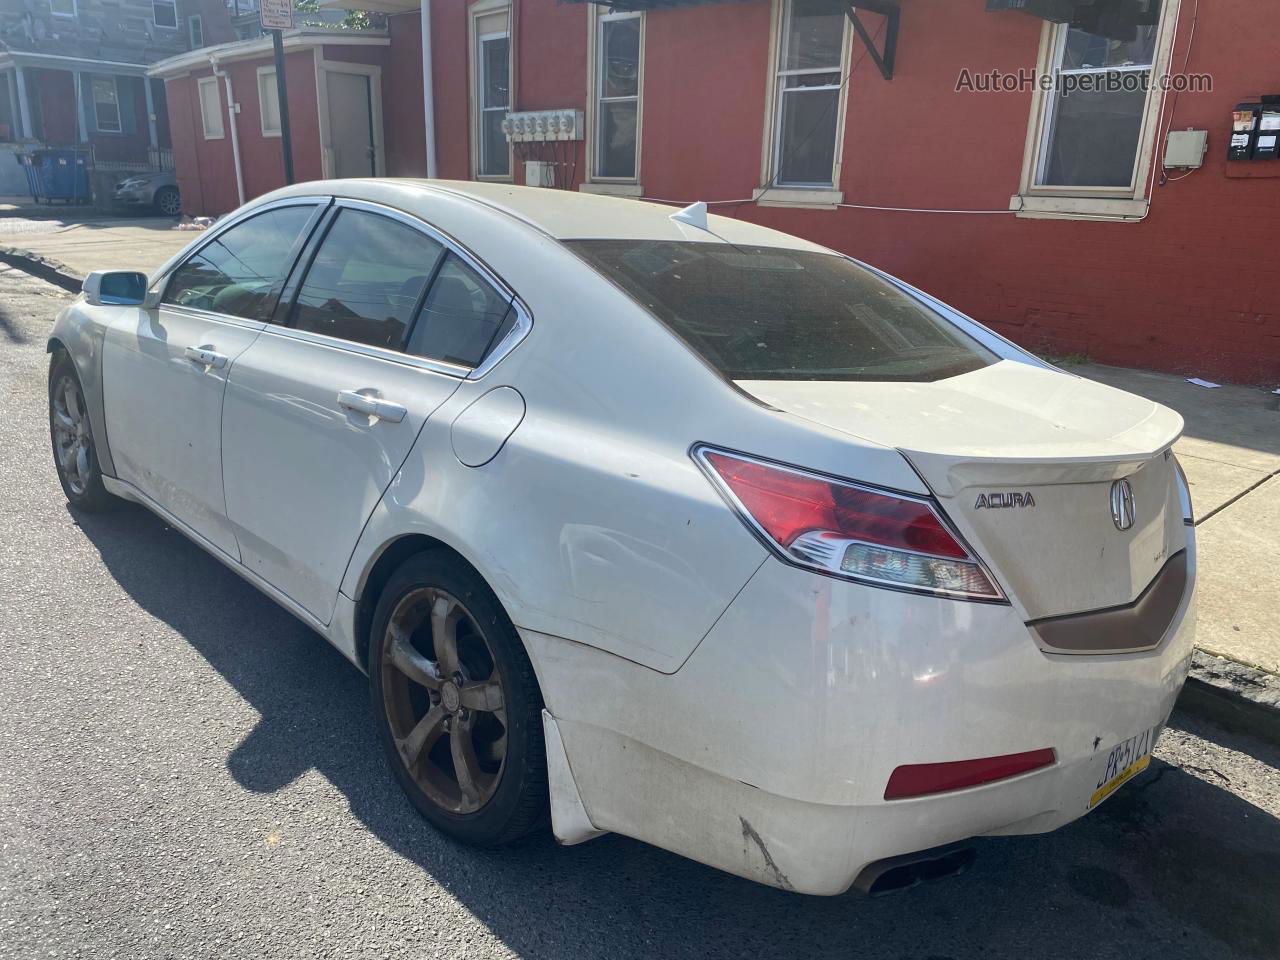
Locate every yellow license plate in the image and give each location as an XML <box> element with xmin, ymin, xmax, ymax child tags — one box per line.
<box><xmin>1088</xmin><ymin>728</ymin><xmax>1155</xmax><ymax>810</ymax></box>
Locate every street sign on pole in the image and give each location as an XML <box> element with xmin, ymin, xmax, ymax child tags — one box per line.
<box><xmin>260</xmin><ymin>0</ymin><xmax>293</xmax><ymax>30</ymax></box>
<box><xmin>260</xmin><ymin>0</ymin><xmax>295</xmax><ymax>184</ymax></box>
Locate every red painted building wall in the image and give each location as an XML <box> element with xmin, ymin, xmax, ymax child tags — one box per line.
<box><xmin>162</xmin><ymin>43</ymin><xmax>391</xmax><ymax>216</ymax></box>
<box><xmin>376</xmin><ymin>0</ymin><xmax>1279</xmax><ymax>384</ymax></box>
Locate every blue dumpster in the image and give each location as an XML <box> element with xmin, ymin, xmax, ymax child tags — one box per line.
<box><xmin>15</xmin><ymin>153</ymin><xmax>45</xmax><ymax>203</ymax></box>
<box><xmin>36</xmin><ymin>150</ymin><xmax>90</xmax><ymax>204</ymax></box>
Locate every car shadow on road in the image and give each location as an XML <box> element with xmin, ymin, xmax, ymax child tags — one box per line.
<box><xmin>74</xmin><ymin>502</ymin><xmax>1280</xmax><ymax>960</ymax></box>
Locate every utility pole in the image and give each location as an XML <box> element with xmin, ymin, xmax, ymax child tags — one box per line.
<box><xmin>261</xmin><ymin>0</ymin><xmax>295</xmax><ymax>184</ymax></box>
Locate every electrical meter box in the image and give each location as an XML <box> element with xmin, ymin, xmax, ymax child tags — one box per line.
<box><xmin>1165</xmin><ymin>129</ymin><xmax>1208</xmax><ymax>169</ymax></box>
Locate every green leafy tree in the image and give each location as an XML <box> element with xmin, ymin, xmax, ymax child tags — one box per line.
<box><xmin>294</xmin><ymin>0</ymin><xmax>384</xmax><ymax>31</ymax></box>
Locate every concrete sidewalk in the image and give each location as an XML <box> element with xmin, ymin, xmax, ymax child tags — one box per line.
<box><xmin>0</xmin><ymin>216</ymin><xmax>195</xmax><ymax>285</ymax></box>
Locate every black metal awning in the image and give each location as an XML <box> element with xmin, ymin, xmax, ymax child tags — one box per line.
<box><xmin>985</xmin><ymin>0</ymin><xmax>1160</xmax><ymax>41</ymax></box>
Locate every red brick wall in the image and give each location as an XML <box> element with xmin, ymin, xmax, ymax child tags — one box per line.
<box><xmin>162</xmin><ymin>49</ymin><xmax>323</xmax><ymax>216</ymax></box>
<box><xmin>31</xmin><ymin>69</ymin><xmax>76</xmax><ymax>144</ymax></box>
<box><xmin>407</xmin><ymin>0</ymin><xmax>1280</xmax><ymax>383</ymax></box>
<box><xmin>385</xmin><ymin>13</ymin><xmax>426</xmax><ymax>176</ymax></box>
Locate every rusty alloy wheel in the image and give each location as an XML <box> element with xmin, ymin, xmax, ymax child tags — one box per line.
<box><xmin>379</xmin><ymin>587</ymin><xmax>508</xmax><ymax>814</ymax></box>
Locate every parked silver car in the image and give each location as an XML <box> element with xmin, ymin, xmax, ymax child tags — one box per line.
<box><xmin>112</xmin><ymin>172</ymin><xmax>181</xmax><ymax>216</ymax></box>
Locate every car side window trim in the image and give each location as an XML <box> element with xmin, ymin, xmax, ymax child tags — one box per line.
<box><xmin>268</xmin><ymin>196</ymin><xmax>532</xmax><ymax>380</ymax></box>
<box><xmin>154</xmin><ymin>196</ymin><xmax>330</xmax><ymax>324</ymax></box>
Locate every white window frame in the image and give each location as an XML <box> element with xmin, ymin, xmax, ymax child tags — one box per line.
<box><xmin>256</xmin><ymin>66</ymin><xmax>281</xmax><ymax>137</ymax></box>
<box><xmin>153</xmin><ymin>0</ymin><xmax>178</xmax><ymax>29</ymax></box>
<box><xmin>49</xmin><ymin>0</ymin><xmax>76</xmax><ymax>18</ymax></box>
<box><xmin>90</xmin><ymin>76</ymin><xmax>123</xmax><ymax>135</ymax></box>
<box><xmin>189</xmin><ymin>14</ymin><xmax>204</xmax><ymax>49</ymax></box>
<box><xmin>584</xmin><ymin>8</ymin><xmax>643</xmax><ymax>190</ymax></box>
<box><xmin>468</xmin><ymin>1</ymin><xmax>513</xmax><ymax>182</ymax></box>
<box><xmin>197</xmin><ymin>76</ymin><xmax>225</xmax><ymax>140</ymax></box>
<box><xmin>756</xmin><ymin>0</ymin><xmax>852</xmax><ymax>209</ymax></box>
<box><xmin>1014</xmin><ymin>0</ymin><xmax>1180</xmax><ymax>221</ymax></box>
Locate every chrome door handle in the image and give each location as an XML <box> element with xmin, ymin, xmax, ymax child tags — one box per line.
<box><xmin>337</xmin><ymin>389</ymin><xmax>407</xmax><ymax>423</ymax></box>
<box><xmin>184</xmin><ymin>345</ymin><xmax>227</xmax><ymax>369</ymax></box>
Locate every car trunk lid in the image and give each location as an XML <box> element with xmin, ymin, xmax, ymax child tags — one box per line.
<box><xmin>737</xmin><ymin>360</ymin><xmax>1186</xmax><ymax>620</ymax></box>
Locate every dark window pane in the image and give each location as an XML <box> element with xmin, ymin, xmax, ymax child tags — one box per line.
<box><xmin>407</xmin><ymin>254</ymin><xmax>513</xmax><ymax>368</ymax></box>
<box><xmin>783</xmin><ymin>0</ymin><xmax>844</xmax><ymax>71</ymax></box>
<box><xmin>163</xmin><ymin>205</ymin><xmax>314</xmax><ymax>319</ymax></box>
<box><xmin>292</xmin><ymin>209</ymin><xmax>444</xmax><ymax>351</ymax></box>
<box><xmin>777</xmin><ymin>87</ymin><xmax>838</xmax><ymax>186</ymax></box>
<box><xmin>598</xmin><ymin>100</ymin><xmax>637</xmax><ymax>179</ymax></box>
<box><xmin>601</xmin><ymin>17</ymin><xmax>640</xmax><ymax>99</ymax></box>
<box><xmin>568</xmin><ymin>240</ymin><xmax>997</xmax><ymax>383</ymax></box>
<box><xmin>1043</xmin><ymin>82</ymin><xmax>1147</xmax><ymax>187</ymax></box>
<box><xmin>153</xmin><ymin>0</ymin><xmax>177</xmax><ymax>28</ymax></box>
<box><xmin>481</xmin><ymin>109</ymin><xmax>509</xmax><ymax>177</ymax></box>
<box><xmin>482</xmin><ymin>36</ymin><xmax>509</xmax><ymax>109</ymax></box>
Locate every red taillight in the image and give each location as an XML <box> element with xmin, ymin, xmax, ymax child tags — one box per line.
<box><xmin>884</xmin><ymin>749</ymin><xmax>1056</xmax><ymax>800</ymax></box>
<box><xmin>696</xmin><ymin>448</ymin><xmax>1001</xmax><ymax>601</ymax></box>
<box><xmin>703</xmin><ymin>452</ymin><xmax>966</xmax><ymax>559</ymax></box>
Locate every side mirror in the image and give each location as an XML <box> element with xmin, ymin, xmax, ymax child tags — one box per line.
<box><xmin>83</xmin><ymin>270</ymin><xmax>149</xmax><ymax>307</ymax></box>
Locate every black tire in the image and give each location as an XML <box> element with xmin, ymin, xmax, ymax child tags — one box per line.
<box><xmin>48</xmin><ymin>351</ymin><xmax>117</xmax><ymax>513</ymax></box>
<box><xmin>368</xmin><ymin>550</ymin><xmax>547</xmax><ymax>846</ymax></box>
<box><xmin>153</xmin><ymin>185</ymin><xmax>181</xmax><ymax>217</ymax></box>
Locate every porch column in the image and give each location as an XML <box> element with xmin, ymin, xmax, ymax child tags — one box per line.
<box><xmin>6</xmin><ymin>69</ymin><xmax>21</xmax><ymax>139</ymax></box>
<box><xmin>14</xmin><ymin>65</ymin><xmax>32</xmax><ymax>140</ymax></box>
<box><xmin>143</xmin><ymin>76</ymin><xmax>158</xmax><ymax>149</ymax></box>
<box><xmin>73</xmin><ymin>70</ymin><xmax>88</xmax><ymax>144</ymax></box>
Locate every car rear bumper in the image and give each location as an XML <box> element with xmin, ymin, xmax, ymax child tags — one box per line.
<box><xmin>528</xmin><ymin>539</ymin><xmax>1196</xmax><ymax>895</ymax></box>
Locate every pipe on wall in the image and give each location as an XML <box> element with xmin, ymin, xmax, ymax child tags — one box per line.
<box><xmin>420</xmin><ymin>0</ymin><xmax>437</xmax><ymax>178</ymax></box>
<box><xmin>210</xmin><ymin>55</ymin><xmax>245</xmax><ymax>207</ymax></box>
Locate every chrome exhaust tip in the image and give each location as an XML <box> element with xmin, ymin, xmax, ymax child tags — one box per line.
<box><xmin>853</xmin><ymin>843</ymin><xmax>977</xmax><ymax>897</ymax></box>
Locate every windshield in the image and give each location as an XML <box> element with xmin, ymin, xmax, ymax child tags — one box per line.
<box><xmin>567</xmin><ymin>240</ymin><xmax>997</xmax><ymax>382</ymax></box>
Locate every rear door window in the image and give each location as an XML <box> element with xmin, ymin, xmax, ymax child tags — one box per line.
<box><xmin>162</xmin><ymin>205</ymin><xmax>316</xmax><ymax>320</ymax></box>
<box><xmin>406</xmin><ymin>253</ymin><xmax>515</xmax><ymax>368</ymax></box>
<box><xmin>290</xmin><ymin>208</ymin><xmax>446</xmax><ymax>352</ymax></box>
<box><xmin>567</xmin><ymin>240</ymin><xmax>997</xmax><ymax>382</ymax></box>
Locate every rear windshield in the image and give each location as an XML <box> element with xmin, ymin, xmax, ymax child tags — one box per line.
<box><xmin>567</xmin><ymin>240</ymin><xmax>997</xmax><ymax>382</ymax></box>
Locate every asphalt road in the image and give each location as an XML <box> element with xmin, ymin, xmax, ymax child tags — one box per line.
<box><xmin>2</xmin><ymin>263</ymin><xmax>1279</xmax><ymax>960</ymax></box>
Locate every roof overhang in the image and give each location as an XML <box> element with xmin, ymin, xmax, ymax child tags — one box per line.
<box><xmin>0</xmin><ymin>49</ymin><xmax>153</xmax><ymax>75</ymax></box>
<box><xmin>146</xmin><ymin>28</ymin><xmax>389</xmax><ymax>79</ymax></box>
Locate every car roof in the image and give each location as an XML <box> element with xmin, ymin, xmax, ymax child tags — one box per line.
<box><xmin>275</xmin><ymin>178</ymin><xmax>834</xmax><ymax>253</ymax></box>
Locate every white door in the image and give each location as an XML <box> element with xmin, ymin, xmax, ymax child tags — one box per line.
<box><xmin>326</xmin><ymin>71</ymin><xmax>376</xmax><ymax>178</ymax></box>
<box><xmin>221</xmin><ymin>203</ymin><xmax>515</xmax><ymax>623</ymax></box>
<box><xmin>101</xmin><ymin>203</ymin><xmax>321</xmax><ymax>557</ymax></box>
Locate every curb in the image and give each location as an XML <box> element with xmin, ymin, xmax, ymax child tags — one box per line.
<box><xmin>0</xmin><ymin>245</ymin><xmax>84</xmax><ymax>293</ymax></box>
<box><xmin>1178</xmin><ymin>649</ymin><xmax>1280</xmax><ymax>746</ymax></box>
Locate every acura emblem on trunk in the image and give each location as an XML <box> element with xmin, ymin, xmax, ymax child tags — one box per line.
<box><xmin>974</xmin><ymin>492</ymin><xmax>1035</xmax><ymax>509</ymax></box>
<box><xmin>1110</xmin><ymin>479</ymin><xmax>1137</xmax><ymax>531</ymax></box>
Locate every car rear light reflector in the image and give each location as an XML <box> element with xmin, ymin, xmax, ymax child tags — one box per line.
<box><xmin>695</xmin><ymin>447</ymin><xmax>1001</xmax><ymax>601</ymax></box>
<box><xmin>884</xmin><ymin>749</ymin><xmax>1057</xmax><ymax>800</ymax></box>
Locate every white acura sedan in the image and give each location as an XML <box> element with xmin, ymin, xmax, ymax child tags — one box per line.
<box><xmin>48</xmin><ymin>180</ymin><xmax>1195</xmax><ymax>896</ymax></box>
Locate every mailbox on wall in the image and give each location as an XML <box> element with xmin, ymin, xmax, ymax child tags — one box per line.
<box><xmin>1230</xmin><ymin>99</ymin><xmax>1280</xmax><ymax>163</ymax></box>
